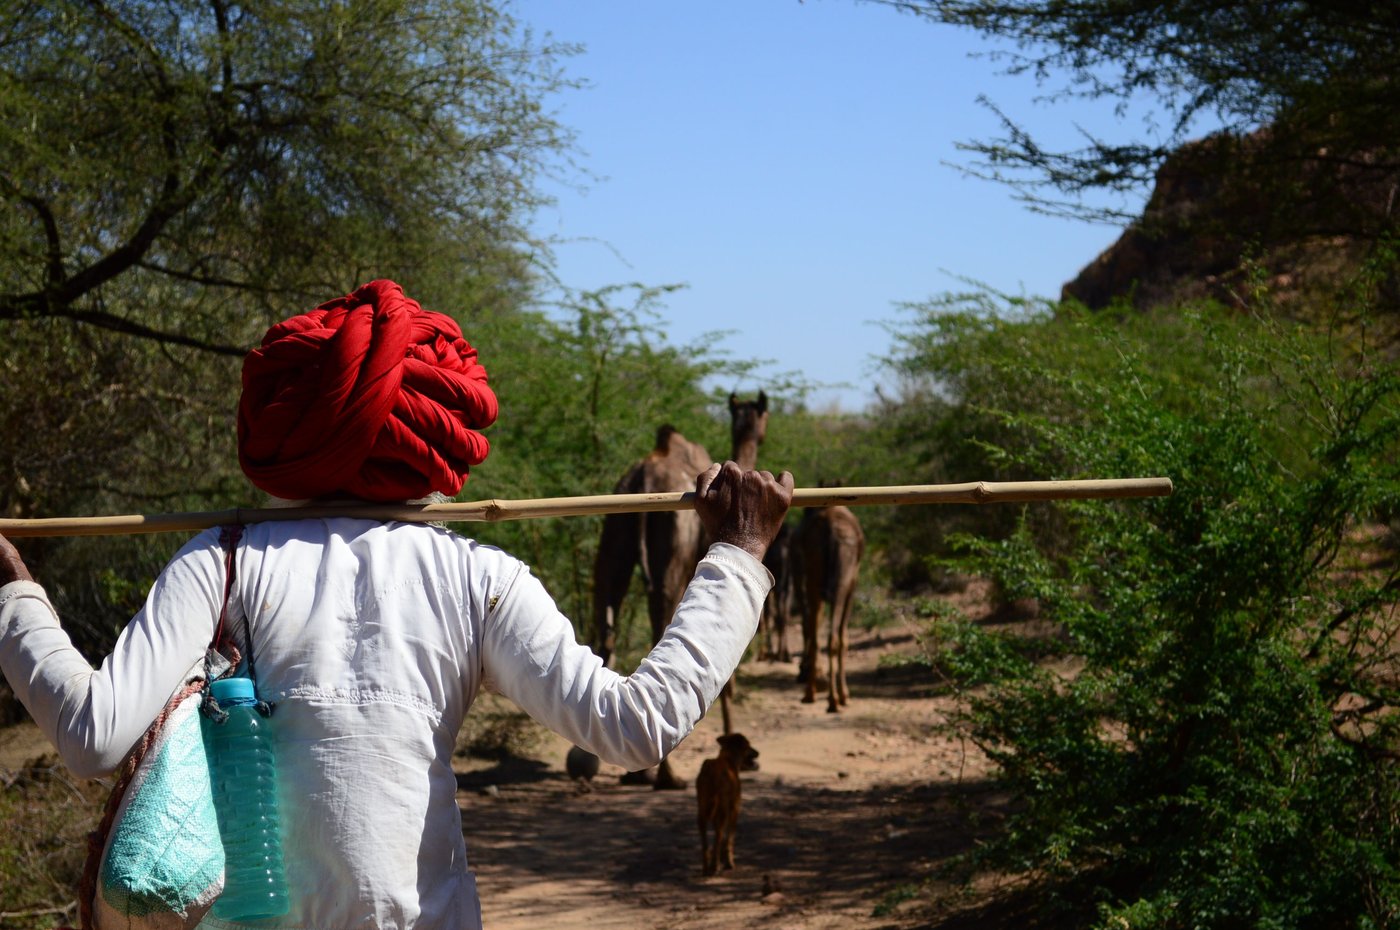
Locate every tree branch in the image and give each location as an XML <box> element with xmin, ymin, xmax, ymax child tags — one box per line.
<box><xmin>22</xmin><ymin>0</ymin><xmax>239</xmax><ymax>324</ymax></box>
<box><xmin>19</xmin><ymin>194</ymin><xmax>65</xmax><ymax>288</ymax></box>
<box><xmin>1306</xmin><ymin>569</ymin><xmax>1400</xmax><ymax>660</ymax></box>
<box><xmin>133</xmin><ymin>259</ymin><xmax>265</xmax><ymax>293</ymax></box>
<box><xmin>52</xmin><ymin>304</ymin><xmax>247</xmax><ymax>356</ymax></box>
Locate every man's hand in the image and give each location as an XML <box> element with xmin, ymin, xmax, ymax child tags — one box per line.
<box><xmin>693</xmin><ymin>461</ymin><xmax>794</xmax><ymax>562</ymax></box>
<box><xmin>0</xmin><ymin>533</ymin><xmax>34</xmax><ymax>587</ymax></box>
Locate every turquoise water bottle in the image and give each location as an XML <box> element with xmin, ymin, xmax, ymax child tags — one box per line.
<box><xmin>205</xmin><ymin>677</ymin><xmax>289</xmax><ymax>921</ymax></box>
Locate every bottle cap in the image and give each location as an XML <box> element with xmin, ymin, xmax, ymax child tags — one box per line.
<box><xmin>211</xmin><ymin>677</ymin><xmax>257</xmax><ymax>703</ymax></box>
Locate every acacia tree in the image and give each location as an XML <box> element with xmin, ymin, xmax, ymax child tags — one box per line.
<box><xmin>1</xmin><ymin>0</ymin><xmax>571</xmax><ymax>347</ymax></box>
<box><xmin>0</xmin><ymin>0</ymin><xmax>575</xmax><ymax>667</ymax></box>
<box><xmin>0</xmin><ymin>0</ymin><xmax>571</xmax><ymax>518</ymax></box>
<box><xmin>876</xmin><ymin>0</ymin><xmax>1400</xmax><ymax>227</ymax></box>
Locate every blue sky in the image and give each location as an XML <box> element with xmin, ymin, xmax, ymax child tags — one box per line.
<box><xmin>514</xmin><ymin>0</ymin><xmax>1162</xmax><ymax>411</ymax></box>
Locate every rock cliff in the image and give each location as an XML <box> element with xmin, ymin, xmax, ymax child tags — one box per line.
<box><xmin>1061</xmin><ymin>127</ymin><xmax>1400</xmax><ymax>320</ymax></box>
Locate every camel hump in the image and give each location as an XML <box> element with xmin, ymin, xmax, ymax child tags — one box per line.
<box><xmin>654</xmin><ymin>424</ymin><xmax>680</xmax><ymax>451</ymax></box>
<box><xmin>650</xmin><ymin>424</ymin><xmax>713</xmax><ymax>477</ymax></box>
<box><xmin>827</xmin><ymin>506</ymin><xmax>865</xmax><ymax>544</ymax></box>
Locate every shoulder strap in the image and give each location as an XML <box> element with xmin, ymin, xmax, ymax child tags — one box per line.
<box><xmin>201</xmin><ymin>525</ymin><xmax>245</xmax><ymax>722</ymax></box>
<box><xmin>212</xmin><ymin>524</ymin><xmax>243</xmax><ymax>656</ymax></box>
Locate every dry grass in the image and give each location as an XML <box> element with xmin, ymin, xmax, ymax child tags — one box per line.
<box><xmin>0</xmin><ymin>755</ymin><xmax>109</xmax><ymax>929</ymax></box>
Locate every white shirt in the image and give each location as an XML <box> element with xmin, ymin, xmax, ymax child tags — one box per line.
<box><xmin>0</xmin><ymin>519</ymin><xmax>771</xmax><ymax>929</ymax></box>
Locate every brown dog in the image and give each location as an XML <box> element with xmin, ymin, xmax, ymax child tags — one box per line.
<box><xmin>695</xmin><ymin>733</ymin><xmax>760</xmax><ymax>875</ymax></box>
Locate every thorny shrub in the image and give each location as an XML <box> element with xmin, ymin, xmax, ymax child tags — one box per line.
<box><xmin>899</xmin><ymin>300</ymin><xmax>1399</xmax><ymax>928</ymax></box>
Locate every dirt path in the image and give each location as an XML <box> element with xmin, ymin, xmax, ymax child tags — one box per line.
<box><xmin>0</xmin><ymin>600</ymin><xmax>1005</xmax><ymax>929</ymax></box>
<box><xmin>457</xmin><ymin>618</ymin><xmax>1003</xmax><ymax>929</ymax></box>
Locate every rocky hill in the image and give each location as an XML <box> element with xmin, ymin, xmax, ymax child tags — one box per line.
<box><xmin>1061</xmin><ymin>127</ymin><xmax>1400</xmax><ymax>325</ymax></box>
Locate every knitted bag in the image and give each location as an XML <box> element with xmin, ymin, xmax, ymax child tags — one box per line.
<box><xmin>75</xmin><ymin>527</ymin><xmax>244</xmax><ymax>930</ymax></box>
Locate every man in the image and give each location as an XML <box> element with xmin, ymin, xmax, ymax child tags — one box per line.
<box><xmin>0</xmin><ymin>280</ymin><xmax>792</xmax><ymax>929</ymax></box>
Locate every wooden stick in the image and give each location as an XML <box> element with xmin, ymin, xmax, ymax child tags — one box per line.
<box><xmin>0</xmin><ymin>477</ymin><xmax>1172</xmax><ymax>538</ymax></box>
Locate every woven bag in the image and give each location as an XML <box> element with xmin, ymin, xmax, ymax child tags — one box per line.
<box><xmin>71</xmin><ymin>527</ymin><xmax>244</xmax><ymax>930</ymax></box>
<box><xmin>89</xmin><ymin>673</ymin><xmax>226</xmax><ymax>929</ymax></box>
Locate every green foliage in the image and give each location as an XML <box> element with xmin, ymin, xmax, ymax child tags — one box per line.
<box><xmin>905</xmin><ymin>300</ymin><xmax>1400</xmax><ymax>927</ymax></box>
<box><xmin>0</xmin><ymin>0</ymin><xmax>574</xmax><ymax>654</ymax></box>
<box><xmin>0</xmin><ymin>316</ymin><xmax>247</xmax><ymax>656</ymax></box>
<box><xmin>867</xmin><ymin>289</ymin><xmax>1062</xmax><ymax>589</ymax></box>
<box><xmin>0</xmin><ymin>0</ymin><xmax>570</xmax><ymax>336</ymax></box>
<box><xmin>463</xmin><ymin>284</ymin><xmax>753</xmax><ymax>655</ymax></box>
<box><xmin>850</xmin><ymin>588</ymin><xmax>902</xmax><ymax>632</ymax></box>
<box><xmin>758</xmin><ymin>401</ymin><xmax>875</xmax><ymax>490</ymax></box>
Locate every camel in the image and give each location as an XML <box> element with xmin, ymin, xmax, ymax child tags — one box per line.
<box><xmin>757</xmin><ymin>522</ymin><xmax>794</xmax><ymax>662</ymax></box>
<box><xmin>793</xmin><ymin>503</ymin><xmax>864</xmax><ymax>713</ymax></box>
<box><xmin>725</xmin><ymin>390</ymin><xmax>767</xmax><ymax>474</ymax></box>
<box><xmin>591</xmin><ymin>424</ymin><xmax>711</xmax><ymax>669</ymax></box>
<box><xmin>590</xmin><ymin>392</ymin><xmax>769</xmax><ymax>788</ymax></box>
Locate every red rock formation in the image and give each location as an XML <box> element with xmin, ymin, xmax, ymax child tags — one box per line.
<box><xmin>1061</xmin><ymin>127</ymin><xmax>1399</xmax><ymax>317</ymax></box>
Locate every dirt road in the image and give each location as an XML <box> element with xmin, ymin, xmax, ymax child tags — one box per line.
<box><xmin>458</xmin><ymin>619</ymin><xmax>1003</xmax><ymax>930</ymax></box>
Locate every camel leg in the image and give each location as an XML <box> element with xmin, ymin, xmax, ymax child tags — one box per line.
<box><xmin>826</xmin><ymin>601</ymin><xmax>840</xmax><ymax>713</ymax></box>
<box><xmin>720</xmin><ymin>810</ymin><xmax>738</xmax><ymax>870</ymax></box>
<box><xmin>834</xmin><ymin>582</ymin><xmax>856</xmax><ymax>707</ymax></box>
<box><xmin>595</xmin><ymin>605</ymin><xmax>618</xmax><ymax>668</ymax></box>
<box><xmin>759</xmin><ymin>584</ymin><xmax>783</xmax><ymax>662</ymax></box>
<box><xmin>646</xmin><ymin>565</ymin><xmax>689</xmax><ymax>790</ymax></box>
<box><xmin>775</xmin><ymin>589</ymin><xmax>791</xmax><ymax>663</ymax></box>
<box><xmin>833</xmin><ymin>612</ymin><xmax>848</xmax><ymax>709</ymax></box>
<box><xmin>800</xmin><ymin>575</ymin><xmax>821</xmax><ymax>702</ymax></box>
<box><xmin>792</xmin><ymin>551</ymin><xmax>809</xmax><ymax>681</ymax></box>
<box><xmin>652</xmin><ymin>757</ymin><xmax>684</xmax><ymax>790</ymax></box>
<box><xmin>765</xmin><ymin>577</ymin><xmax>790</xmax><ymax>663</ymax></box>
<box><xmin>772</xmin><ymin>602</ymin><xmax>784</xmax><ymax>661</ymax></box>
<box><xmin>756</xmin><ymin>605</ymin><xmax>772</xmax><ymax>661</ymax></box>
<box><xmin>699</xmin><ymin>814</ymin><xmax>716</xmax><ymax>876</ymax></box>
<box><xmin>719</xmin><ymin>680</ymin><xmax>734</xmax><ymax>736</ymax></box>
<box><xmin>592</xmin><ymin>512</ymin><xmax>639</xmax><ymax>667</ymax></box>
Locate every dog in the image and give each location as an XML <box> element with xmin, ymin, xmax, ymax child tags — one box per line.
<box><xmin>695</xmin><ymin>733</ymin><xmax>759</xmax><ymax>875</ymax></box>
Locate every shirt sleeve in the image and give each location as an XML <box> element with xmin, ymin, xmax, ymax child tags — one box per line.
<box><xmin>480</xmin><ymin>542</ymin><xmax>773</xmax><ymax>772</ymax></box>
<box><xmin>0</xmin><ymin>531</ymin><xmax>226</xmax><ymax>778</ymax></box>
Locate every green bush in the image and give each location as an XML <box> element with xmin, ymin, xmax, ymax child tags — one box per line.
<box><xmin>869</xmin><ymin>289</ymin><xmax>1066</xmax><ymax>591</ymax></box>
<box><xmin>903</xmin><ymin>301</ymin><xmax>1400</xmax><ymax>928</ymax></box>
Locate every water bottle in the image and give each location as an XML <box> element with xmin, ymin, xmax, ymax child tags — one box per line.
<box><xmin>204</xmin><ymin>676</ymin><xmax>290</xmax><ymax>921</ymax></box>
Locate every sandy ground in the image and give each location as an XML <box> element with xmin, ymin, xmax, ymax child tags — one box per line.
<box><xmin>0</xmin><ymin>592</ymin><xmax>1006</xmax><ymax>930</ymax></box>
<box><xmin>457</xmin><ymin>612</ymin><xmax>1005</xmax><ymax>930</ymax></box>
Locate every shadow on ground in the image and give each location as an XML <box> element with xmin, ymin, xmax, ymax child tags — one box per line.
<box><xmin>456</xmin><ymin>752</ymin><xmax>557</xmax><ymax>792</ymax></box>
<box><xmin>741</xmin><ymin>630</ymin><xmax>950</xmax><ymax>704</ymax></box>
<box><xmin>463</xmin><ymin>765</ymin><xmax>1010</xmax><ymax>925</ymax></box>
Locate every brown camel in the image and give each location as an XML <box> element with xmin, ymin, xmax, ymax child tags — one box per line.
<box><xmin>725</xmin><ymin>390</ymin><xmax>767</xmax><ymax>473</ymax></box>
<box><xmin>757</xmin><ymin>522</ymin><xmax>794</xmax><ymax>662</ymax></box>
<box><xmin>715</xmin><ymin>391</ymin><xmax>770</xmax><ymax>730</ymax></box>
<box><xmin>793</xmin><ymin>503</ymin><xmax>864</xmax><ymax>713</ymax></box>
<box><xmin>590</xmin><ymin>392</ymin><xmax>769</xmax><ymax>788</ymax></box>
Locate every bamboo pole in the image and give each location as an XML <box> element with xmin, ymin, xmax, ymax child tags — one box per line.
<box><xmin>0</xmin><ymin>477</ymin><xmax>1172</xmax><ymax>539</ymax></box>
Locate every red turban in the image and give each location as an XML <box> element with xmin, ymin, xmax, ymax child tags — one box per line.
<box><xmin>238</xmin><ymin>280</ymin><xmax>497</xmax><ymax>502</ymax></box>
